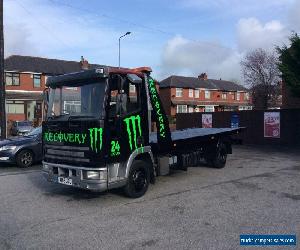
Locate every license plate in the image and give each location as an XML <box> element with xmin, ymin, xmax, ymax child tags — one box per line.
<box><xmin>58</xmin><ymin>177</ymin><xmax>72</xmax><ymax>186</ymax></box>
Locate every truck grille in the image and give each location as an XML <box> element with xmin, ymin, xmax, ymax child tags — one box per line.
<box><xmin>44</xmin><ymin>144</ymin><xmax>90</xmax><ymax>163</ymax></box>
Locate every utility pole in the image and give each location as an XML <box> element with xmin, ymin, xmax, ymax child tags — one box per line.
<box><xmin>0</xmin><ymin>0</ymin><xmax>6</xmax><ymax>139</ymax></box>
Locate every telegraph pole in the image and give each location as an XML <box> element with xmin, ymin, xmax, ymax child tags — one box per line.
<box><xmin>0</xmin><ymin>0</ymin><xmax>6</xmax><ymax>139</ymax></box>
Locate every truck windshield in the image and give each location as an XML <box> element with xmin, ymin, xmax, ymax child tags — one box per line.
<box><xmin>47</xmin><ymin>81</ymin><xmax>106</xmax><ymax>120</ymax></box>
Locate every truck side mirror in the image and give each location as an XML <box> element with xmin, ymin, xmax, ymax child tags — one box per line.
<box><xmin>116</xmin><ymin>93</ymin><xmax>127</xmax><ymax>116</ymax></box>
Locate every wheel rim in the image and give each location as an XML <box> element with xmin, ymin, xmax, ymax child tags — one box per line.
<box><xmin>21</xmin><ymin>152</ymin><xmax>32</xmax><ymax>166</ymax></box>
<box><xmin>132</xmin><ymin>169</ymin><xmax>147</xmax><ymax>193</ymax></box>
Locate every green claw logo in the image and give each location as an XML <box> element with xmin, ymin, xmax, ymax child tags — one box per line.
<box><xmin>124</xmin><ymin>115</ymin><xmax>142</xmax><ymax>151</ymax></box>
<box><xmin>88</xmin><ymin>128</ymin><xmax>103</xmax><ymax>153</ymax></box>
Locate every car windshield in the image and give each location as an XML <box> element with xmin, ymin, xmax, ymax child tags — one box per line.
<box><xmin>18</xmin><ymin>121</ymin><xmax>32</xmax><ymax>126</ymax></box>
<box><xmin>47</xmin><ymin>81</ymin><xmax>107</xmax><ymax>120</ymax></box>
<box><xmin>26</xmin><ymin>127</ymin><xmax>41</xmax><ymax>136</ymax></box>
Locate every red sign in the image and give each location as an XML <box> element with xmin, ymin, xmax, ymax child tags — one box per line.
<box><xmin>202</xmin><ymin>114</ymin><xmax>212</xmax><ymax>128</ymax></box>
<box><xmin>264</xmin><ymin>112</ymin><xmax>280</xmax><ymax>138</ymax></box>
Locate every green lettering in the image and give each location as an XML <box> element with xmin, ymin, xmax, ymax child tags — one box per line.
<box><xmin>74</xmin><ymin>134</ymin><xmax>80</xmax><ymax>144</ymax></box>
<box><xmin>53</xmin><ymin>133</ymin><xmax>58</xmax><ymax>142</ymax></box>
<box><xmin>49</xmin><ymin>133</ymin><xmax>53</xmax><ymax>142</ymax></box>
<box><xmin>81</xmin><ymin>133</ymin><xmax>87</xmax><ymax>144</ymax></box>
<box><xmin>68</xmin><ymin>134</ymin><xmax>74</xmax><ymax>142</ymax></box>
<box><xmin>44</xmin><ymin>132</ymin><xmax>49</xmax><ymax>141</ymax></box>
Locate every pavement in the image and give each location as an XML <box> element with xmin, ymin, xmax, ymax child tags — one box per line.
<box><xmin>0</xmin><ymin>145</ymin><xmax>299</xmax><ymax>250</ymax></box>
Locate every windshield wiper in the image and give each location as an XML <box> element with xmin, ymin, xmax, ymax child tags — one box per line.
<box><xmin>68</xmin><ymin>115</ymin><xmax>96</xmax><ymax>121</ymax></box>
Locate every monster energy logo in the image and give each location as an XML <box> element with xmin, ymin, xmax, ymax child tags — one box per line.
<box><xmin>88</xmin><ymin>128</ymin><xmax>103</xmax><ymax>153</ymax></box>
<box><xmin>124</xmin><ymin>115</ymin><xmax>142</xmax><ymax>151</ymax></box>
<box><xmin>148</xmin><ymin>78</ymin><xmax>166</xmax><ymax>138</ymax></box>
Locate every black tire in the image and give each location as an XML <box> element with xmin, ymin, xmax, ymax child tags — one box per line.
<box><xmin>211</xmin><ymin>143</ymin><xmax>227</xmax><ymax>168</ymax></box>
<box><xmin>16</xmin><ymin>150</ymin><xmax>34</xmax><ymax>168</ymax></box>
<box><xmin>124</xmin><ymin>160</ymin><xmax>150</xmax><ymax>198</ymax></box>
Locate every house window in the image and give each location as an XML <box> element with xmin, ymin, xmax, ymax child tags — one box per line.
<box><xmin>222</xmin><ymin>93</ymin><xmax>227</xmax><ymax>100</ymax></box>
<box><xmin>237</xmin><ymin>92</ymin><xmax>240</xmax><ymax>101</ymax></box>
<box><xmin>205</xmin><ymin>105</ymin><xmax>214</xmax><ymax>112</ymax></box>
<box><xmin>64</xmin><ymin>101</ymin><xmax>81</xmax><ymax>113</ymax></box>
<box><xmin>6</xmin><ymin>100</ymin><xmax>24</xmax><ymax>114</ymax></box>
<box><xmin>129</xmin><ymin>83</ymin><xmax>136</xmax><ymax>93</ymax></box>
<box><xmin>189</xmin><ymin>89</ymin><xmax>193</xmax><ymax>98</ymax></box>
<box><xmin>245</xmin><ymin>92</ymin><xmax>249</xmax><ymax>100</ymax></box>
<box><xmin>33</xmin><ymin>74</ymin><xmax>41</xmax><ymax>88</ymax></box>
<box><xmin>188</xmin><ymin>106</ymin><xmax>194</xmax><ymax>113</ymax></box>
<box><xmin>5</xmin><ymin>72</ymin><xmax>20</xmax><ymax>86</ymax></box>
<box><xmin>205</xmin><ymin>90</ymin><xmax>210</xmax><ymax>99</ymax></box>
<box><xmin>176</xmin><ymin>105</ymin><xmax>187</xmax><ymax>113</ymax></box>
<box><xmin>195</xmin><ymin>89</ymin><xmax>200</xmax><ymax>98</ymax></box>
<box><xmin>176</xmin><ymin>88</ymin><xmax>183</xmax><ymax>97</ymax></box>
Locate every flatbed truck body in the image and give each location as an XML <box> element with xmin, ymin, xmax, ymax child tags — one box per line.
<box><xmin>42</xmin><ymin>67</ymin><xmax>242</xmax><ymax>198</ymax></box>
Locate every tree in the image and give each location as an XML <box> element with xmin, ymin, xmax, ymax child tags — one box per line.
<box><xmin>277</xmin><ymin>33</ymin><xmax>300</xmax><ymax>97</ymax></box>
<box><xmin>241</xmin><ymin>48</ymin><xmax>281</xmax><ymax>109</ymax></box>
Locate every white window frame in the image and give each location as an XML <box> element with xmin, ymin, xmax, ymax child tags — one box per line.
<box><xmin>129</xmin><ymin>83</ymin><xmax>136</xmax><ymax>93</ymax></box>
<box><xmin>205</xmin><ymin>90</ymin><xmax>210</xmax><ymax>99</ymax></box>
<box><xmin>176</xmin><ymin>105</ymin><xmax>187</xmax><ymax>113</ymax></box>
<box><xmin>64</xmin><ymin>101</ymin><xmax>81</xmax><ymax>113</ymax></box>
<box><xmin>188</xmin><ymin>106</ymin><xmax>194</xmax><ymax>113</ymax></box>
<box><xmin>176</xmin><ymin>88</ymin><xmax>183</xmax><ymax>97</ymax></box>
<box><xmin>195</xmin><ymin>89</ymin><xmax>200</xmax><ymax>98</ymax></box>
<box><xmin>245</xmin><ymin>92</ymin><xmax>249</xmax><ymax>100</ymax></box>
<box><xmin>222</xmin><ymin>93</ymin><xmax>227</xmax><ymax>100</ymax></box>
<box><xmin>237</xmin><ymin>92</ymin><xmax>240</xmax><ymax>101</ymax></box>
<box><xmin>205</xmin><ymin>105</ymin><xmax>214</xmax><ymax>112</ymax></box>
<box><xmin>189</xmin><ymin>89</ymin><xmax>194</xmax><ymax>98</ymax></box>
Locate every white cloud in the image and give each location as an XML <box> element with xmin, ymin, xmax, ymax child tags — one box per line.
<box><xmin>288</xmin><ymin>0</ymin><xmax>300</xmax><ymax>32</ymax></box>
<box><xmin>159</xmin><ymin>36</ymin><xmax>242</xmax><ymax>81</ymax></box>
<box><xmin>237</xmin><ymin>18</ymin><xmax>288</xmax><ymax>52</ymax></box>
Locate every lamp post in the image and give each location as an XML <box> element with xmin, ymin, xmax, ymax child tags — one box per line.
<box><xmin>118</xmin><ymin>32</ymin><xmax>131</xmax><ymax>68</ymax></box>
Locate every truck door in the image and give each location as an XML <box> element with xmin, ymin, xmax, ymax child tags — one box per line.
<box><xmin>106</xmin><ymin>75</ymin><xmax>148</xmax><ymax>164</ymax></box>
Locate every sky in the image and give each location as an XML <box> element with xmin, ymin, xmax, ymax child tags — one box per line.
<box><xmin>4</xmin><ymin>0</ymin><xmax>300</xmax><ymax>83</ymax></box>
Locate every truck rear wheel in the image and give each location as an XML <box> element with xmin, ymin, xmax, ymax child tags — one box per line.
<box><xmin>211</xmin><ymin>142</ymin><xmax>227</xmax><ymax>168</ymax></box>
<box><xmin>124</xmin><ymin>160</ymin><xmax>150</xmax><ymax>198</ymax></box>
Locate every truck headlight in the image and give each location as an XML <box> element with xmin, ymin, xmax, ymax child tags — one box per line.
<box><xmin>84</xmin><ymin>170</ymin><xmax>107</xmax><ymax>180</ymax></box>
<box><xmin>0</xmin><ymin>145</ymin><xmax>17</xmax><ymax>151</ymax></box>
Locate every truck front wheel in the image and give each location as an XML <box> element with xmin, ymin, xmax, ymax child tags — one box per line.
<box><xmin>124</xmin><ymin>160</ymin><xmax>150</xmax><ymax>198</ymax></box>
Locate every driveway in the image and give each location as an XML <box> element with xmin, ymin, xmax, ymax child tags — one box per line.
<box><xmin>0</xmin><ymin>145</ymin><xmax>299</xmax><ymax>249</ymax></box>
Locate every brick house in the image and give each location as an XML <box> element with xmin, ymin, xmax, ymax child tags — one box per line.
<box><xmin>159</xmin><ymin>73</ymin><xmax>252</xmax><ymax>117</ymax></box>
<box><xmin>4</xmin><ymin>55</ymin><xmax>102</xmax><ymax>125</ymax></box>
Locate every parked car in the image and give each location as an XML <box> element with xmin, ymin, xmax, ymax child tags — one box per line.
<box><xmin>10</xmin><ymin>121</ymin><xmax>34</xmax><ymax>136</ymax></box>
<box><xmin>0</xmin><ymin>127</ymin><xmax>42</xmax><ymax>167</ymax></box>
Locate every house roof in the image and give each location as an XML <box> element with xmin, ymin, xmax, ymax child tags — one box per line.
<box><xmin>159</xmin><ymin>75</ymin><xmax>248</xmax><ymax>92</ymax></box>
<box><xmin>4</xmin><ymin>55</ymin><xmax>104</xmax><ymax>75</ymax></box>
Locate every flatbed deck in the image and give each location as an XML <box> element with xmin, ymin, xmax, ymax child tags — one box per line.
<box><xmin>150</xmin><ymin>127</ymin><xmax>242</xmax><ymax>144</ymax></box>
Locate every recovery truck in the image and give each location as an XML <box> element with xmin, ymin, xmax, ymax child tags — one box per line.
<box><xmin>42</xmin><ymin>67</ymin><xmax>242</xmax><ymax>198</ymax></box>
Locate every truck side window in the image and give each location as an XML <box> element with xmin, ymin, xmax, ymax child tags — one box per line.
<box><xmin>125</xmin><ymin>82</ymin><xmax>140</xmax><ymax>114</ymax></box>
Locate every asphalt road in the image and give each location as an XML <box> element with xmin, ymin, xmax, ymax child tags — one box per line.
<box><xmin>0</xmin><ymin>145</ymin><xmax>299</xmax><ymax>250</ymax></box>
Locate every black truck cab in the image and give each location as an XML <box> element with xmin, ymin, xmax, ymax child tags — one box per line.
<box><xmin>42</xmin><ymin>67</ymin><xmax>241</xmax><ymax>198</ymax></box>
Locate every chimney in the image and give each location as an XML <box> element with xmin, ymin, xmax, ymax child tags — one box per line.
<box><xmin>80</xmin><ymin>56</ymin><xmax>89</xmax><ymax>70</ymax></box>
<box><xmin>198</xmin><ymin>73</ymin><xmax>207</xmax><ymax>80</ymax></box>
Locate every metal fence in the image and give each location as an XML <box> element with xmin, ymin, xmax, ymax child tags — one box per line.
<box><xmin>176</xmin><ymin>109</ymin><xmax>300</xmax><ymax>145</ymax></box>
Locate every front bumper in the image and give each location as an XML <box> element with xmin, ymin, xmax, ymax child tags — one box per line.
<box><xmin>42</xmin><ymin>161</ymin><xmax>108</xmax><ymax>192</ymax></box>
<box><xmin>0</xmin><ymin>151</ymin><xmax>15</xmax><ymax>164</ymax></box>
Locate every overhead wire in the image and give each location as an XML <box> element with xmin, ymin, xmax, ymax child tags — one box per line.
<box><xmin>47</xmin><ymin>0</ymin><xmax>231</xmax><ymax>51</ymax></box>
